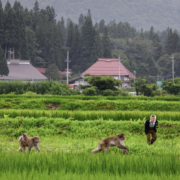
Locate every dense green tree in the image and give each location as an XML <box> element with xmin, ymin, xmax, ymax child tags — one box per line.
<box><xmin>13</xmin><ymin>1</ymin><xmax>25</xmax><ymax>58</ymax></box>
<box><xmin>60</xmin><ymin>17</ymin><xmax>66</xmax><ymax>45</ymax></box>
<box><xmin>78</xmin><ymin>13</ymin><xmax>84</xmax><ymax>27</ymax></box>
<box><xmin>45</xmin><ymin>64</ymin><xmax>62</xmax><ymax>80</ymax></box>
<box><xmin>70</xmin><ymin>25</ymin><xmax>80</xmax><ymax>71</ymax></box>
<box><xmin>162</xmin><ymin>78</ymin><xmax>180</xmax><ymax>95</ymax></box>
<box><xmin>151</xmin><ymin>33</ymin><xmax>162</xmax><ymax>61</ymax></box>
<box><xmin>102</xmin><ymin>26</ymin><xmax>111</xmax><ymax>58</ymax></box>
<box><xmin>0</xmin><ymin>0</ymin><xmax>4</xmax><ymax>46</ymax></box>
<box><xmin>165</xmin><ymin>29</ymin><xmax>180</xmax><ymax>55</ymax></box>
<box><xmin>98</xmin><ymin>19</ymin><xmax>105</xmax><ymax>33</ymax></box>
<box><xmin>149</xmin><ymin>26</ymin><xmax>154</xmax><ymax>40</ymax></box>
<box><xmin>4</xmin><ymin>1</ymin><xmax>16</xmax><ymax>48</ymax></box>
<box><xmin>133</xmin><ymin>77</ymin><xmax>146</xmax><ymax>95</ymax></box>
<box><xmin>0</xmin><ymin>46</ymin><xmax>9</xmax><ymax>76</ymax></box>
<box><xmin>66</xmin><ymin>20</ymin><xmax>74</xmax><ymax>48</ymax></box>
<box><xmin>85</xmin><ymin>75</ymin><xmax>122</xmax><ymax>91</ymax></box>
<box><xmin>91</xmin><ymin>30</ymin><xmax>103</xmax><ymax>61</ymax></box>
<box><xmin>80</xmin><ymin>15</ymin><xmax>95</xmax><ymax>69</ymax></box>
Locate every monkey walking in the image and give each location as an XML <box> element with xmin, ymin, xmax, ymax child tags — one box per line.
<box><xmin>17</xmin><ymin>133</ymin><xmax>40</xmax><ymax>152</ymax></box>
<box><xmin>92</xmin><ymin>133</ymin><xmax>129</xmax><ymax>154</ymax></box>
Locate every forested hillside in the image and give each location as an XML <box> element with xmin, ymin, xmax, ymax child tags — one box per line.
<box><xmin>2</xmin><ymin>0</ymin><xmax>180</xmax><ymax>30</ymax></box>
<box><xmin>0</xmin><ymin>0</ymin><xmax>180</xmax><ymax>82</ymax></box>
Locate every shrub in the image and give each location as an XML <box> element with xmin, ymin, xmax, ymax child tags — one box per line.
<box><xmin>83</xmin><ymin>86</ymin><xmax>98</xmax><ymax>96</ymax></box>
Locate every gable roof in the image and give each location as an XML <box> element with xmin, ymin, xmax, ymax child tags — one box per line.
<box><xmin>36</xmin><ymin>67</ymin><xmax>66</xmax><ymax>76</ymax></box>
<box><xmin>82</xmin><ymin>58</ymin><xmax>136</xmax><ymax>79</ymax></box>
<box><xmin>0</xmin><ymin>60</ymin><xmax>47</xmax><ymax>81</ymax></box>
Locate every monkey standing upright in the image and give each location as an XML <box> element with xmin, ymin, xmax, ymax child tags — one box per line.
<box><xmin>17</xmin><ymin>133</ymin><xmax>40</xmax><ymax>152</ymax></box>
<box><xmin>92</xmin><ymin>133</ymin><xmax>129</xmax><ymax>154</ymax></box>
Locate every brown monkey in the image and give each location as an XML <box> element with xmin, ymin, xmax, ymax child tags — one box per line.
<box><xmin>92</xmin><ymin>133</ymin><xmax>129</xmax><ymax>154</ymax></box>
<box><xmin>17</xmin><ymin>133</ymin><xmax>40</xmax><ymax>152</ymax></box>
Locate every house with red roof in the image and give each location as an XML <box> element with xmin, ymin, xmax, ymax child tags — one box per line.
<box><xmin>69</xmin><ymin>58</ymin><xmax>136</xmax><ymax>88</ymax></box>
<box><xmin>36</xmin><ymin>67</ymin><xmax>66</xmax><ymax>76</ymax></box>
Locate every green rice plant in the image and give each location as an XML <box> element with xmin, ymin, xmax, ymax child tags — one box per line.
<box><xmin>1</xmin><ymin>172</ymin><xmax>180</xmax><ymax>180</ymax></box>
<box><xmin>0</xmin><ymin>152</ymin><xmax>179</xmax><ymax>177</ymax></box>
<box><xmin>0</xmin><ymin>109</ymin><xmax>180</xmax><ymax>121</ymax></box>
<box><xmin>1</xmin><ymin>97</ymin><xmax>180</xmax><ymax>111</ymax></box>
<box><xmin>1</xmin><ymin>94</ymin><xmax>180</xmax><ymax>101</ymax></box>
<box><xmin>0</xmin><ymin>117</ymin><xmax>180</xmax><ymax>139</ymax></box>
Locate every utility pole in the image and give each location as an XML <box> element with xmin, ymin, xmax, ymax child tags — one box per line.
<box><xmin>171</xmin><ymin>55</ymin><xmax>174</xmax><ymax>83</ymax></box>
<box><xmin>65</xmin><ymin>51</ymin><xmax>71</xmax><ymax>85</ymax></box>
<box><xmin>118</xmin><ymin>56</ymin><xmax>121</xmax><ymax>80</ymax></box>
<box><xmin>133</xmin><ymin>70</ymin><xmax>136</xmax><ymax>82</ymax></box>
<box><xmin>7</xmin><ymin>48</ymin><xmax>13</xmax><ymax>60</ymax></box>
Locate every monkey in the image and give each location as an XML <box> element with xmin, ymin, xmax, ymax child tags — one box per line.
<box><xmin>17</xmin><ymin>133</ymin><xmax>40</xmax><ymax>152</ymax></box>
<box><xmin>17</xmin><ymin>133</ymin><xmax>28</xmax><ymax>152</ymax></box>
<box><xmin>92</xmin><ymin>133</ymin><xmax>129</xmax><ymax>154</ymax></box>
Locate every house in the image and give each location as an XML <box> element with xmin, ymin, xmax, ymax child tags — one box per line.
<box><xmin>0</xmin><ymin>59</ymin><xmax>47</xmax><ymax>81</ymax></box>
<box><xmin>36</xmin><ymin>67</ymin><xmax>66</xmax><ymax>76</ymax></box>
<box><xmin>69</xmin><ymin>58</ymin><xmax>136</xmax><ymax>88</ymax></box>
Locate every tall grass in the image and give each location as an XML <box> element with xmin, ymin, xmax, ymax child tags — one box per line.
<box><xmin>1</xmin><ymin>172</ymin><xmax>180</xmax><ymax>180</ymax></box>
<box><xmin>1</xmin><ymin>109</ymin><xmax>180</xmax><ymax>121</ymax></box>
<box><xmin>0</xmin><ymin>152</ymin><xmax>179</xmax><ymax>179</ymax></box>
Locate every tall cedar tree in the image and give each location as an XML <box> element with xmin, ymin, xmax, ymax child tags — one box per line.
<box><xmin>13</xmin><ymin>1</ymin><xmax>25</xmax><ymax>59</ymax></box>
<box><xmin>0</xmin><ymin>46</ymin><xmax>9</xmax><ymax>76</ymax></box>
<box><xmin>102</xmin><ymin>26</ymin><xmax>112</xmax><ymax>58</ymax></box>
<box><xmin>0</xmin><ymin>0</ymin><xmax>4</xmax><ymax>46</ymax></box>
<box><xmin>165</xmin><ymin>29</ymin><xmax>180</xmax><ymax>55</ymax></box>
<box><xmin>80</xmin><ymin>14</ymin><xmax>94</xmax><ymax>69</ymax></box>
<box><xmin>4</xmin><ymin>1</ymin><xmax>16</xmax><ymax>49</ymax></box>
<box><xmin>70</xmin><ymin>25</ymin><xmax>80</xmax><ymax>70</ymax></box>
<box><xmin>60</xmin><ymin>17</ymin><xmax>66</xmax><ymax>45</ymax></box>
<box><xmin>66</xmin><ymin>20</ymin><xmax>74</xmax><ymax>48</ymax></box>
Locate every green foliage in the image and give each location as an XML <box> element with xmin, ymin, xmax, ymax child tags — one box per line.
<box><xmin>45</xmin><ymin>64</ymin><xmax>62</xmax><ymax>81</ymax></box>
<box><xmin>1</xmin><ymin>109</ymin><xmax>180</xmax><ymax>121</ymax></box>
<box><xmin>162</xmin><ymin>78</ymin><xmax>180</xmax><ymax>95</ymax></box>
<box><xmin>0</xmin><ymin>46</ymin><xmax>9</xmax><ymax>76</ymax></box>
<box><xmin>85</xmin><ymin>75</ymin><xmax>122</xmax><ymax>91</ymax></box>
<box><xmin>141</xmin><ymin>84</ymin><xmax>158</xmax><ymax>97</ymax></box>
<box><xmin>133</xmin><ymin>77</ymin><xmax>146</xmax><ymax>95</ymax></box>
<box><xmin>103</xmin><ymin>89</ymin><xmax>128</xmax><ymax>96</ymax></box>
<box><xmin>0</xmin><ymin>81</ymin><xmax>79</xmax><ymax>95</ymax></box>
<box><xmin>1</xmin><ymin>116</ymin><xmax>180</xmax><ymax>137</ymax></box>
<box><xmin>82</xmin><ymin>86</ymin><xmax>97</xmax><ymax>96</ymax></box>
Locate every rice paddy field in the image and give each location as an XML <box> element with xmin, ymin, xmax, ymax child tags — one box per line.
<box><xmin>0</xmin><ymin>95</ymin><xmax>180</xmax><ymax>180</ymax></box>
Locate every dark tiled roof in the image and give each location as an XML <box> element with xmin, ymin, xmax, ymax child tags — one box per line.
<box><xmin>0</xmin><ymin>60</ymin><xmax>47</xmax><ymax>81</ymax></box>
<box><xmin>82</xmin><ymin>58</ymin><xmax>136</xmax><ymax>79</ymax></box>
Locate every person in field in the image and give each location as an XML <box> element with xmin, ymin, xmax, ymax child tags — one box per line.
<box><xmin>144</xmin><ymin>114</ymin><xmax>158</xmax><ymax>145</ymax></box>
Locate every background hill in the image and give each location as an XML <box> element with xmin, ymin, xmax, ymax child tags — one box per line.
<box><xmin>2</xmin><ymin>0</ymin><xmax>180</xmax><ymax>31</ymax></box>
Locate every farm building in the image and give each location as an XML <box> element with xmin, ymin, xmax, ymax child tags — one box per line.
<box><xmin>69</xmin><ymin>58</ymin><xmax>136</xmax><ymax>88</ymax></box>
<box><xmin>36</xmin><ymin>67</ymin><xmax>66</xmax><ymax>76</ymax></box>
<box><xmin>0</xmin><ymin>59</ymin><xmax>47</xmax><ymax>81</ymax></box>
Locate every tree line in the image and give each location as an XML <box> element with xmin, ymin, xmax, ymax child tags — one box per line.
<box><xmin>0</xmin><ymin>0</ymin><xmax>180</xmax><ymax>82</ymax></box>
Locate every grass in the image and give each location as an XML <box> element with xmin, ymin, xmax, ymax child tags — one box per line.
<box><xmin>1</xmin><ymin>94</ymin><xmax>180</xmax><ymax>179</ymax></box>
<box><xmin>0</xmin><ymin>134</ymin><xmax>180</xmax><ymax>155</ymax></box>
<box><xmin>1</xmin><ymin>97</ymin><xmax>180</xmax><ymax>111</ymax></box>
<box><xmin>0</xmin><ymin>117</ymin><xmax>180</xmax><ymax>139</ymax></box>
<box><xmin>1</xmin><ymin>172</ymin><xmax>180</xmax><ymax>180</ymax></box>
<box><xmin>0</xmin><ymin>135</ymin><xmax>180</xmax><ymax>180</ymax></box>
<box><xmin>1</xmin><ymin>110</ymin><xmax>180</xmax><ymax>121</ymax></box>
<box><xmin>1</xmin><ymin>94</ymin><xmax>180</xmax><ymax>101</ymax></box>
